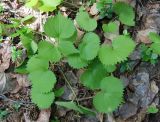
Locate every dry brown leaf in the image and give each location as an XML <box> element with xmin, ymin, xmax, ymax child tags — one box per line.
<box><xmin>36</xmin><ymin>109</ymin><xmax>51</xmax><ymax>122</ymax></box>
<box><xmin>90</xmin><ymin>3</ymin><xmax>99</xmax><ymax>16</ymax></box>
<box><xmin>136</xmin><ymin>29</ymin><xmax>157</xmax><ymax>44</ymax></box>
<box><xmin>0</xmin><ymin>41</ymin><xmax>11</xmax><ymax>72</ymax></box>
<box><xmin>23</xmin><ymin>109</ymin><xmax>50</xmax><ymax>122</ymax></box>
<box><xmin>11</xmin><ymin>74</ymin><xmax>30</xmax><ymax>93</ymax></box>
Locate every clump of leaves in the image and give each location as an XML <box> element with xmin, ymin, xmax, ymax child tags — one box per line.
<box><xmin>139</xmin><ymin>32</ymin><xmax>160</xmax><ymax>64</ymax></box>
<box><xmin>25</xmin><ymin>0</ymin><xmax>62</xmax><ymax>12</ymax></box>
<box><xmin>147</xmin><ymin>105</ymin><xmax>159</xmax><ymax>114</ymax></box>
<box><xmin>140</xmin><ymin>44</ymin><xmax>158</xmax><ymax>64</ymax></box>
<box><xmin>23</xmin><ymin>1</ymin><xmax>137</xmax><ymax>114</ymax></box>
<box><xmin>120</xmin><ymin>60</ymin><xmax>136</xmax><ymax>73</ymax></box>
<box><xmin>0</xmin><ymin>110</ymin><xmax>9</xmax><ymax>120</ymax></box>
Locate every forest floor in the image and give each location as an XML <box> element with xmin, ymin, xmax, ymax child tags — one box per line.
<box><xmin>0</xmin><ymin>0</ymin><xmax>160</xmax><ymax>122</ymax></box>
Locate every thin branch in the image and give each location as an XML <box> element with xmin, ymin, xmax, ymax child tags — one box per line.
<box><xmin>63</xmin><ymin>1</ymin><xmax>79</xmax><ymax>9</ymax></box>
<box><xmin>77</xmin><ymin>96</ymin><xmax>93</xmax><ymax>101</ymax></box>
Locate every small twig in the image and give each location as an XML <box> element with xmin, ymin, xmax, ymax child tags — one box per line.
<box><xmin>77</xmin><ymin>96</ymin><xmax>93</xmax><ymax>101</ymax></box>
<box><xmin>58</xmin><ymin>66</ymin><xmax>79</xmax><ymax>103</ymax></box>
<box><xmin>0</xmin><ymin>94</ymin><xmax>33</xmax><ymax>105</ymax></box>
<box><xmin>63</xmin><ymin>1</ymin><xmax>79</xmax><ymax>9</ymax></box>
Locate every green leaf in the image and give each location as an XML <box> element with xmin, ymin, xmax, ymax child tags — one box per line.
<box><xmin>98</xmin><ymin>35</ymin><xmax>135</xmax><ymax>65</ymax></box>
<box><xmin>55</xmin><ymin>101</ymin><xmax>95</xmax><ymax>115</ymax></box>
<box><xmin>41</xmin><ymin>0</ymin><xmax>62</xmax><ymax>7</ymax></box>
<box><xmin>113</xmin><ymin>2</ymin><xmax>135</xmax><ymax>26</ymax></box>
<box><xmin>39</xmin><ymin>5</ymin><xmax>56</xmax><ymax>12</ymax></box>
<box><xmin>76</xmin><ymin>11</ymin><xmax>97</xmax><ymax>31</ymax></box>
<box><xmin>150</xmin><ymin>43</ymin><xmax>160</xmax><ymax>54</ymax></box>
<box><xmin>79</xmin><ymin>32</ymin><xmax>100</xmax><ymax>60</ymax></box>
<box><xmin>93</xmin><ymin>76</ymin><xmax>123</xmax><ymax>113</ymax></box>
<box><xmin>102</xmin><ymin>22</ymin><xmax>118</xmax><ymax>33</ymax></box>
<box><xmin>55</xmin><ymin>101</ymin><xmax>83</xmax><ymax>113</ymax></box>
<box><xmin>31</xmin><ymin>89</ymin><xmax>55</xmax><ymax>109</ymax></box>
<box><xmin>67</xmin><ymin>53</ymin><xmax>89</xmax><ymax>69</ymax></box>
<box><xmin>20</xmin><ymin>32</ymin><xmax>37</xmax><ymax>55</ymax></box>
<box><xmin>44</xmin><ymin>13</ymin><xmax>76</xmax><ymax>39</ymax></box>
<box><xmin>26</xmin><ymin>0</ymin><xmax>62</xmax><ymax>12</ymax></box>
<box><xmin>78</xmin><ymin>105</ymin><xmax>96</xmax><ymax>115</ymax></box>
<box><xmin>60</xmin><ymin>30</ymin><xmax>77</xmax><ymax>42</ymax></box>
<box><xmin>38</xmin><ymin>41</ymin><xmax>61</xmax><ymax>62</ymax></box>
<box><xmin>15</xmin><ymin>60</ymin><xmax>29</xmax><ymax>74</ymax></box>
<box><xmin>100</xmin><ymin>76</ymin><xmax>123</xmax><ymax>92</ymax></box>
<box><xmin>25</xmin><ymin>0</ymin><xmax>38</xmax><ymax>7</ymax></box>
<box><xmin>149</xmin><ymin>32</ymin><xmax>160</xmax><ymax>54</ymax></box>
<box><xmin>80</xmin><ymin>59</ymin><xmax>107</xmax><ymax>89</ymax></box>
<box><xmin>29</xmin><ymin>70</ymin><xmax>56</xmax><ymax>93</ymax></box>
<box><xmin>27</xmin><ymin>55</ymin><xmax>49</xmax><ymax>72</ymax></box>
<box><xmin>105</xmin><ymin>65</ymin><xmax>116</xmax><ymax>73</ymax></box>
<box><xmin>147</xmin><ymin>105</ymin><xmax>159</xmax><ymax>114</ymax></box>
<box><xmin>21</xmin><ymin>15</ymin><xmax>35</xmax><ymax>25</ymax></box>
<box><xmin>58</xmin><ymin>41</ymin><xmax>79</xmax><ymax>56</ymax></box>
<box><xmin>149</xmin><ymin>32</ymin><xmax>160</xmax><ymax>43</ymax></box>
<box><xmin>54</xmin><ymin>87</ymin><xmax>65</xmax><ymax>97</ymax></box>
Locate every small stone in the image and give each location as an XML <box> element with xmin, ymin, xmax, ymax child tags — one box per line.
<box><xmin>128</xmin><ymin>71</ymin><xmax>151</xmax><ymax>107</ymax></box>
<box><xmin>118</xmin><ymin>102</ymin><xmax>138</xmax><ymax>119</ymax></box>
<box><xmin>129</xmin><ymin>50</ymin><xmax>141</xmax><ymax>60</ymax></box>
<box><xmin>65</xmin><ymin>71</ymin><xmax>78</xmax><ymax>86</ymax></box>
<box><xmin>61</xmin><ymin>85</ymin><xmax>78</xmax><ymax>100</ymax></box>
<box><xmin>150</xmin><ymin>81</ymin><xmax>159</xmax><ymax>94</ymax></box>
<box><xmin>80</xmin><ymin>115</ymin><xmax>99</xmax><ymax>122</ymax></box>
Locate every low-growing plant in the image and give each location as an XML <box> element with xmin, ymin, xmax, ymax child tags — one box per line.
<box><xmin>0</xmin><ymin>110</ymin><xmax>9</xmax><ymax>120</ymax></box>
<box><xmin>3</xmin><ymin>0</ymin><xmax>158</xmax><ymax>115</ymax></box>
<box><xmin>140</xmin><ymin>32</ymin><xmax>160</xmax><ymax>64</ymax></box>
<box><xmin>25</xmin><ymin>1</ymin><xmax>137</xmax><ymax>113</ymax></box>
<box><xmin>140</xmin><ymin>44</ymin><xmax>158</xmax><ymax>64</ymax></box>
<box><xmin>147</xmin><ymin>105</ymin><xmax>159</xmax><ymax>114</ymax></box>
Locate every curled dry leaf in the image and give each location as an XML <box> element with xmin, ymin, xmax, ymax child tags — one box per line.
<box><xmin>0</xmin><ymin>41</ymin><xmax>11</xmax><ymax>72</ymax></box>
<box><xmin>90</xmin><ymin>3</ymin><xmax>99</xmax><ymax>16</ymax></box>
